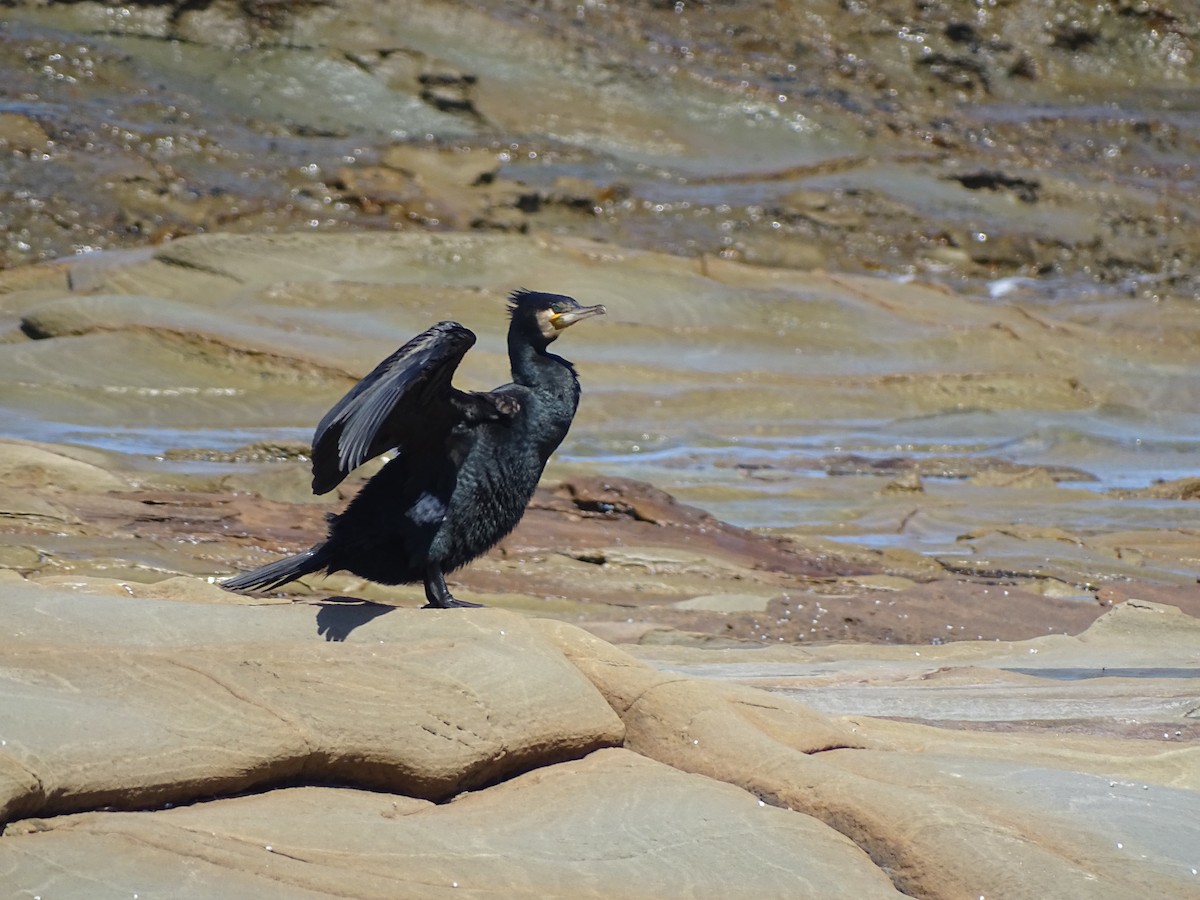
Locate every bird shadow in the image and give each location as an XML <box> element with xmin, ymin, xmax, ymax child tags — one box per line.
<box><xmin>313</xmin><ymin>597</ymin><xmax>397</xmax><ymax>642</ymax></box>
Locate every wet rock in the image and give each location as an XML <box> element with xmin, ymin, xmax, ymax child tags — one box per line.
<box><xmin>174</xmin><ymin>2</ymin><xmax>253</xmax><ymax>48</ymax></box>
<box><xmin>173</xmin><ymin>0</ymin><xmax>330</xmax><ymax>46</ymax></box>
<box><xmin>968</xmin><ymin>467</ymin><xmax>1059</xmax><ymax>489</ymax></box>
<box><xmin>671</xmin><ymin>592</ymin><xmax>777</xmax><ymax>613</ymax></box>
<box><xmin>881</xmin><ymin>471</ymin><xmax>924</xmax><ymax>494</ymax></box>
<box><xmin>344</xmin><ymin>46</ymin><xmax>423</xmax><ymax>88</ymax></box>
<box><xmin>380</xmin><ymin>144</ymin><xmax>499</xmax><ymax>187</ymax></box>
<box><xmin>948</xmin><ymin>170</ymin><xmax>1041</xmax><ymax>203</ymax></box>
<box><xmin>736</xmin><ymin>235</ymin><xmax>827</xmax><ymax>270</ymax></box>
<box><xmin>1049</xmin><ymin>21</ymin><xmax>1100</xmax><ymax>52</ymax></box>
<box><xmin>333</xmin><ymin>164</ymin><xmax>423</xmax><ymax>215</ymax></box>
<box><xmin>418</xmin><ymin>69</ymin><xmax>482</xmax><ymax>117</ymax></box>
<box><xmin>0</xmin><ymin>0</ymin><xmax>1186</xmax><ymax>285</ymax></box>
<box><xmin>0</xmin><ymin>113</ymin><xmax>50</xmax><ymax>155</ymax></box>
<box><xmin>917</xmin><ymin>51</ymin><xmax>991</xmax><ymax>93</ymax></box>
<box><xmin>553</xmin><ymin>475</ymin><xmax>711</xmax><ymax>526</ymax></box>
<box><xmin>163</xmin><ymin>440</ymin><xmax>311</xmax><ymax>464</ymax></box>
<box><xmin>824</xmin><ymin>454</ymin><xmax>1096</xmax><ymax>484</ymax></box>
<box><xmin>1110</xmin><ymin>476</ymin><xmax>1200</xmax><ymax>500</ymax></box>
<box><xmin>0</xmin><ymin>439</ymin><xmax>126</xmax><ymax>492</ymax></box>
<box><xmin>329</xmin><ymin>144</ymin><xmax>512</xmax><ymax>226</ymax></box>
<box><xmin>542</xmin><ymin>176</ymin><xmax>601</xmax><ymax>213</ymax></box>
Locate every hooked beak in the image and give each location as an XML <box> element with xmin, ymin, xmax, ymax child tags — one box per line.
<box><xmin>551</xmin><ymin>303</ymin><xmax>607</xmax><ymax>330</ymax></box>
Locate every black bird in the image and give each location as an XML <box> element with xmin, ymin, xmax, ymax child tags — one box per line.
<box><xmin>222</xmin><ymin>289</ymin><xmax>606</xmax><ymax>607</ymax></box>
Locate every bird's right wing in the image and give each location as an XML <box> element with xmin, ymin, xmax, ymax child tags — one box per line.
<box><xmin>310</xmin><ymin>321</ymin><xmax>476</xmax><ymax>495</ymax></box>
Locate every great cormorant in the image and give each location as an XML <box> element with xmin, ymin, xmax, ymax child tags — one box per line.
<box><xmin>222</xmin><ymin>289</ymin><xmax>606</xmax><ymax>607</ymax></box>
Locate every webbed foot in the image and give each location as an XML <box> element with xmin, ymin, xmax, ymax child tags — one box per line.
<box><xmin>422</xmin><ymin>596</ymin><xmax>485</xmax><ymax>609</ymax></box>
<box><xmin>423</xmin><ymin>564</ymin><xmax>485</xmax><ymax>609</ymax></box>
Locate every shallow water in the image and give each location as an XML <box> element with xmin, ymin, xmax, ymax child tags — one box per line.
<box><xmin>10</xmin><ymin>369</ymin><xmax>1199</xmax><ymax>566</ymax></box>
<box><xmin>562</xmin><ymin>422</ymin><xmax>1200</xmax><ymax>545</ymax></box>
<box><xmin>1003</xmin><ymin>668</ymin><xmax>1200</xmax><ymax>681</ymax></box>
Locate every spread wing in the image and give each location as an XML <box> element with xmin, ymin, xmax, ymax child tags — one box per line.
<box><xmin>311</xmin><ymin>321</ymin><xmax>478</xmax><ymax>495</ymax></box>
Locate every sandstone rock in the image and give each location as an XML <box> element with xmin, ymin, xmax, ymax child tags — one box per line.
<box><xmin>1</xmin><ymin>750</ymin><xmax>901</xmax><ymax>899</ymax></box>
<box><xmin>0</xmin><ymin>577</ymin><xmax>1197</xmax><ymax>898</ymax></box>
<box><xmin>0</xmin><ymin>440</ymin><xmax>126</xmax><ymax>493</ymax></box>
<box><xmin>534</xmin><ymin>607</ymin><xmax>1200</xmax><ymax>899</ymax></box>
<box><xmin>0</xmin><ymin>582</ymin><xmax>624</xmax><ymax>824</ymax></box>
<box><xmin>672</xmin><ymin>592</ymin><xmax>777</xmax><ymax>612</ymax></box>
<box><xmin>0</xmin><ymin>113</ymin><xmax>49</xmax><ymax>154</ymax></box>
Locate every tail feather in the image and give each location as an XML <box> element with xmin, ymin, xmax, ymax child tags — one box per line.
<box><xmin>222</xmin><ymin>545</ymin><xmax>330</xmax><ymax>593</ymax></box>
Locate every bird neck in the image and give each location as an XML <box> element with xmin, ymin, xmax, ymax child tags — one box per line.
<box><xmin>509</xmin><ymin>333</ymin><xmax>563</xmax><ymax>387</ymax></box>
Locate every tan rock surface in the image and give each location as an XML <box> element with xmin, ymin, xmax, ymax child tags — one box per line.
<box><xmin>0</xmin><ymin>582</ymin><xmax>624</xmax><ymax>824</ymax></box>
<box><xmin>2</xmin><ymin>751</ymin><xmax>901</xmax><ymax>900</ymax></box>
<box><xmin>534</xmin><ymin>607</ymin><xmax>1200</xmax><ymax>898</ymax></box>
<box><xmin>1</xmin><ymin>579</ymin><xmax>1197</xmax><ymax>898</ymax></box>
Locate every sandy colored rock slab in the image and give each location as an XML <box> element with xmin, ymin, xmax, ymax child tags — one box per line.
<box><xmin>0</xmin><ymin>439</ymin><xmax>126</xmax><ymax>493</ymax></box>
<box><xmin>0</xmin><ymin>577</ymin><xmax>1196</xmax><ymax>900</ymax></box>
<box><xmin>631</xmin><ymin>600</ymin><xmax>1200</xmax><ymax>738</ymax></box>
<box><xmin>672</xmin><ymin>592</ymin><xmax>777</xmax><ymax>612</ymax></box>
<box><xmin>0</xmin><ymin>750</ymin><xmax>902</xmax><ymax>900</ymax></box>
<box><xmin>0</xmin><ymin>582</ymin><xmax>623</xmax><ymax>824</ymax></box>
<box><xmin>533</xmin><ymin>608</ymin><xmax>1200</xmax><ymax>899</ymax></box>
<box><xmin>637</xmin><ymin>598</ymin><xmax>1200</xmax><ymax>678</ymax></box>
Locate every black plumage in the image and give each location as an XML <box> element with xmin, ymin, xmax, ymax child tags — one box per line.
<box><xmin>222</xmin><ymin>289</ymin><xmax>606</xmax><ymax>607</ymax></box>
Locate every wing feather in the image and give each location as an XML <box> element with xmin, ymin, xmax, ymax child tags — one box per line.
<box><xmin>311</xmin><ymin>321</ymin><xmax>476</xmax><ymax>494</ymax></box>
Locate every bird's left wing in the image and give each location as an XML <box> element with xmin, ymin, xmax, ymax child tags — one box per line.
<box><xmin>310</xmin><ymin>321</ymin><xmax>477</xmax><ymax>495</ymax></box>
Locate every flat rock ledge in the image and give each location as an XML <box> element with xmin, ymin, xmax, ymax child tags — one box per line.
<box><xmin>0</xmin><ymin>577</ymin><xmax>1197</xmax><ymax>898</ymax></box>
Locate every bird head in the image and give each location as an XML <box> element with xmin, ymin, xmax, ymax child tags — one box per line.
<box><xmin>507</xmin><ymin>289</ymin><xmax>606</xmax><ymax>345</ymax></box>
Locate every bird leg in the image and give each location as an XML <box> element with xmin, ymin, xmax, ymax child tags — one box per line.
<box><xmin>423</xmin><ymin>564</ymin><xmax>484</xmax><ymax>609</ymax></box>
